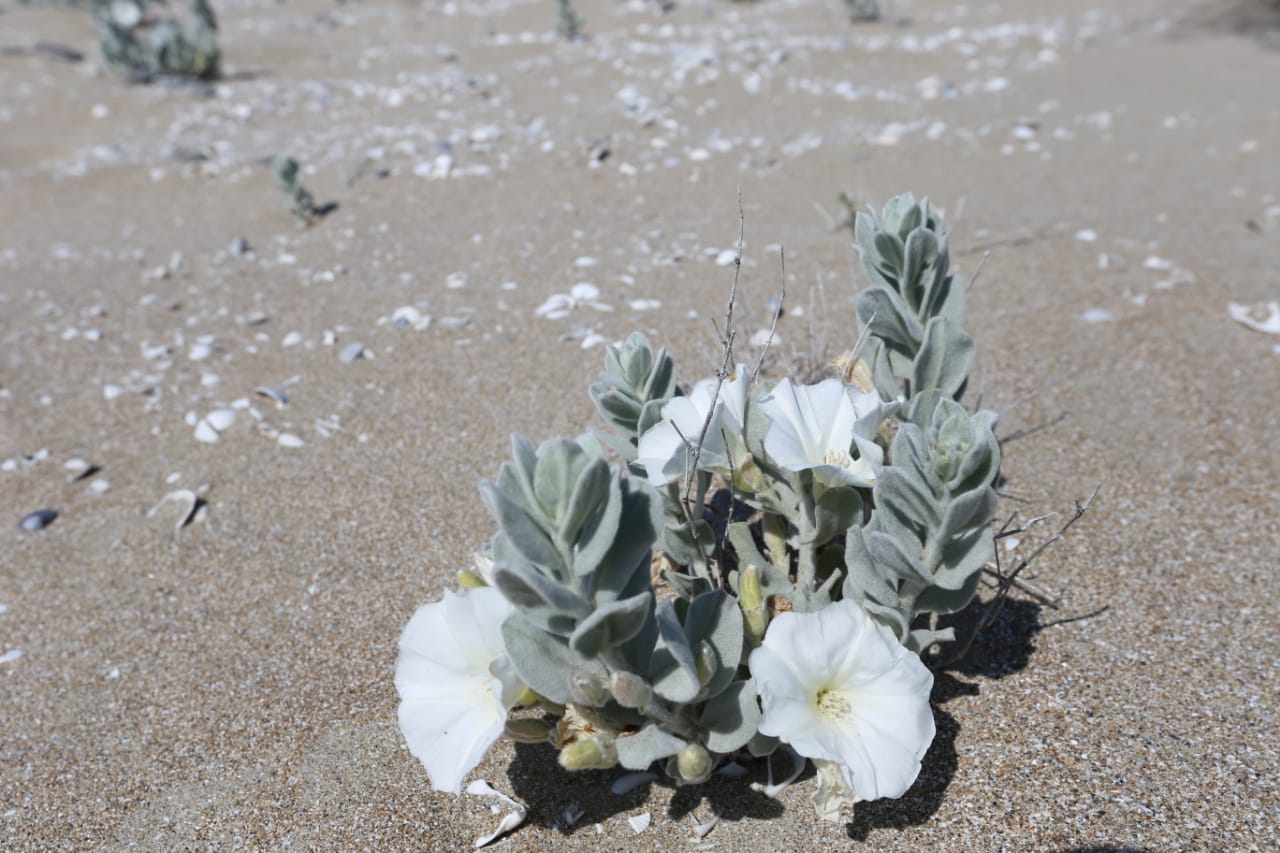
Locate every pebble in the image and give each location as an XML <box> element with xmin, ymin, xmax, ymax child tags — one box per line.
<box><xmin>338</xmin><ymin>342</ymin><xmax>366</xmax><ymax>363</ymax></box>
<box><xmin>277</xmin><ymin>433</ymin><xmax>305</xmax><ymax>448</ymax></box>
<box><xmin>20</xmin><ymin>509</ymin><xmax>58</xmax><ymax>531</ymax></box>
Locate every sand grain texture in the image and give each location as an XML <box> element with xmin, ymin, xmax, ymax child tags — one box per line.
<box><xmin>1</xmin><ymin>0</ymin><xmax>1277</xmax><ymax>850</ymax></box>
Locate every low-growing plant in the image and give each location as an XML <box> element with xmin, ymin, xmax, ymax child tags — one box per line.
<box><xmin>394</xmin><ymin>194</ymin><xmax>1084</xmax><ymax>836</ymax></box>
<box><xmin>555</xmin><ymin>0</ymin><xmax>584</xmax><ymax>41</ymax></box>
<box><xmin>271</xmin><ymin>155</ymin><xmax>326</xmax><ymax>224</ymax></box>
<box><xmin>93</xmin><ymin>0</ymin><xmax>220</xmax><ymax>82</ymax></box>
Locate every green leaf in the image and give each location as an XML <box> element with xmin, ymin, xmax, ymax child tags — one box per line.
<box><xmin>568</xmin><ymin>591</ymin><xmax>653</xmax><ymax>659</ymax></box>
<box><xmin>701</xmin><ymin>679</ymin><xmax>762</xmax><ymax>754</ymax></box>
<box><xmin>502</xmin><ymin>612</ymin><xmax>605</xmax><ymax>704</ymax></box>
<box><xmin>910</xmin><ymin>317</ymin><xmax>974</xmax><ymax>399</ymax></box>
<box><xmin>480</xmin><ymin>483</ymin><xmax>565</xmax><ymax>576</ymax></box>
<box><xmin>649</xmin><ymin>599</ymin><xmax>699</xmax><ymax>703</ymax></box>
<box><xmin>615</xmin><ymin>724</ymin><xmax>686</xmax><ymax>770</ymax></box>
<box><xmin>683</xmin><ymin>590</ymin><xmax>744</xmax><ymax>700</ymax></box>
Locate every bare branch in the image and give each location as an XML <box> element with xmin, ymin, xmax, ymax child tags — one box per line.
<box><xmin>682</xmin><ymin>190</ymin><xmax>744</xmax><ymax>507</ymax></box>
<box><xmin>752</xmin><ymin>246</ymin><xmax>785</xmax><ymax>381</ymax></box>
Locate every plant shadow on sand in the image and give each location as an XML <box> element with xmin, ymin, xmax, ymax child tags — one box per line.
<box><xmin>845</xmin><ymin>597</ymin><xmax>1044</xmax><ymax>840</ymax></box>
<box><xmin>507</xmin><ymin>742</ymin><xmax>784</xmax><ymax>834</ymax></box>
<box><xmin>508</xmin><ymin>598</ymin><xmax>1046</xmax><ymax>838</ymax></box>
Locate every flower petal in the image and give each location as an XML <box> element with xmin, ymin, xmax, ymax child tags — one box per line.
<box><xmin>749</xmin><ymin>600</ymin><xmax>935</xmax><ymax>806</ymax></box>
<box><xmin>395</xmin><ymin>588</ymin><xmax>516</xmax><ymax>793</ymax></box>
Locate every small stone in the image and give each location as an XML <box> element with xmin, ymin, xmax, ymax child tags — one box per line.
<box><xmin>277</xmin><ymin>433</ymin><xmax>305</xmax><ymax>448</ymax></box>
<box><xmin>338</xmin><ymin>342</ymin><xmax>366</xmax><ymax>363</ymax></box>
<box><xmin>20</xmin><ymin>509</ymin><xmax>58</xmax><ymax>531</ymax></box>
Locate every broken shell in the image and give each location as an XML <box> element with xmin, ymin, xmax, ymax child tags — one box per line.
<box><xmin>193</xmin><ymin>420</ymin><xmax>220</xmax><ymax>443</ymax></box>
<box><xmin>147</xmin><ymin>489</ymin><xmax>204</xmax><ymax>530</ymax></box>
<box><xmin>277</xmin><ymin>433</ymin><xmax>305</xmax><ymax>448</ymax></box>
<box><xmin>20</xmin><ymin>509</ymin><xmax>58</xmax><ymax>531</ymax></box>
<box><xmin>338</xmin><ymin>342</ymin><xmax>366</xmax><ymax>363</ymax></box>
<box><xmin>205</xmin><ymin>409</ymin><xmax>236</xmax><ymax>431</ymax></box>
<box><xmin>65</xmin><ymin>459</ymin><xmax>102</xmax><ymax>481</ymax></box>
<box><xmin>254</xmin><ymin>386</ymin><xmax>289</xmax><ymax>406</ymax></box>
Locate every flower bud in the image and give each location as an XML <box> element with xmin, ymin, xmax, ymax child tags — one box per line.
<box><xmin>671</xmin><ymin>743</ymin><xmax>714</xmax><ymax>785</ymax></box>
<box><xmin>504</xmin><ymin>718</ymin><xmax>554</xmax><ymax>744</ymax></box>
<box><xmin>694</xmin><ymin>641</ymin><xmax>717</xmax><ymax>687</ymax></box>
<box><xmin>609</xmin><ymin>671</ymin><xmax>652</xmax><ymax>710</ymax></box>
<box><xmin>558</xmin><ymin>734</ymin><xmax>618</xmax><ymax>771</ymax></box>
<box><xmin>456</xmin><ymin>568</ymin><xmax>487</xmax><ymax>588</ymax></box>
<box><xmin>739</xmin><ymin>565</ymin><xmax>764</xmax><ymax>612</ymax></box>
<box><xmin>567</xmin><ymin>672</ymin><xmax>610</xmax><ymax>707</ymax></box>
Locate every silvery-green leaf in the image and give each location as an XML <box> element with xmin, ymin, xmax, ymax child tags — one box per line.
<box><xmin>747</xmin><ymin>731</ymin><xmax>780</xmax><ymax>758</ymax></box>
<box><xmin>901</xmin><ymin>227</ymin><xmax>939</xmax><ymax>311</ymax></box>
<box><xmin>560</xmin><ymin>457</ymin><xmax>612</xmax><ymax>545</ymax></box>
<box><xmin>491</xmin><ymin>563</ymin><xmax>587</xmax><ymax>636</ymax></box>
<box><xmin>481</xmin><ymin>483</ymin><xmax>566</xmax><ymax>576</ymax></box>
<box><xmin>858</xmin><ymin>287</ymin><xmax>923</xmax><ymax>353</ymax></box>
<box><xmin>533</xmin><ymin>439</ymin><xmax>587</xmax><ymax>522</ymax></box>
<box><xmin>502</xmin><ymin>612</ymin><xmax>604</xmax><ymax>704</ymax></box>
<box><xmin>589</xmin><ymin>480</ymin><xmax>658</xmax><ymax>599</ymax></box>
<box><xmin>726</xmin><ymin>522</ymin><xmax>792</xmax><ymax>596</ymax></box>
<box><xmin>649</xmin><ymin>599</ymin><xmax>699</xmax><ymax>703</ymax></box>
<box><xmin>683</xmin><ymin>590</ymin><xmax>744</xmax><ymax>699</ymax></box>
<box><xmin>701</xmin><ymin>679</ymin><xmax>761</xmax><ymax>754</ymax></box>
<box><xmin>615</xmin><ymin>724</ymin><xmax>686</xmax><ymax>770</ymax></box>
<box><xmin>662</xmin><ymin>570</ymin><xmax>713</xmax><ymax>600</ymax></box>
<box><xmin>569</xmin><ymin>591</ymin><xmax>652</xmax><ymax>659</ymax></box>
<box><xmin>803</xmin><ymin>486</ymin><xmax>864</xmax><ymax>546</ymax></box>
<box><xmin>910</xmin><ymin>317</ymin><xmax>974</xmax><ymax>399</ymax></box>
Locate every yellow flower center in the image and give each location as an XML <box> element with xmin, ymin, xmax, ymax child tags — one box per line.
<box><xmin>815</xmin><ymin>686</ymin><xmax>851</xmax><ymax>720</ymax></box>
<box><xmin>822</xmin><ymin>448</ymin><xmax>856</xmax><ymax>469</ymax></box>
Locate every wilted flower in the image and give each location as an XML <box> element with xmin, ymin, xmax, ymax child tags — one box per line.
<box><xmin>758</xmin><ymin>377</ymin><xmax>887</xmax><ymax>488</ymax></box>
<box><xmin>748</xmin><ymin>599</ymin><xmax>935</xmax><ymax>812</ymax></box>
<box><xmin>635</xmin><ymin>365</ymin><xmax>750</xmax><ymax>486</ymax></box>
<box><xmin>395</xmin><ymin>587</ymin><xmax>523</xmax><ymax>793</ymax></box>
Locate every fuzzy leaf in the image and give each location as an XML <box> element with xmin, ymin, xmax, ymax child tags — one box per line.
<box><xmin>502</xmin><ymin>612</ymin><xmax>605</xmax><ymax>705</ymax></box>
<box><xmin>616</xmin><ymin>724</ymin><xmax>687</xmax><ymax>770</ymax></box>
<box><xmin>683</xmin><ymin>590</ymin><xmax>744</xmax><ymax>700</ymax></box>
<box><xmin>911</xmin><ymin>317</ymin><xmax>974</xmax><ymax>399</ymax></box>
<box><xmin>702</xmin><ymin>679</ymin><xmax>762</xmax><ymax>754</ymax></box>
<box><xmin>490</xmin><ymin>563</ymin><xmax>587</xmax><ymax>636</ymax></box>
<box><xmin>569</xmin><ymin>592</ymin><xmax>653</xmax><ymax>659</ymax></box>
<box><xmin>649</xmin><ymin>599</ymin><xmax>699</xmax><ymax>703</ymax></box>
<box><xmin>481</xmin><ymin>483</ymin><xmax>566</xmax><ymax>576</ymax></box>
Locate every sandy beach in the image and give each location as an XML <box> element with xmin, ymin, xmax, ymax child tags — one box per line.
<box><xmin>2</xmin><ymin>0</ymin><xmax>1278</xmax><ymax>849</ymax></box>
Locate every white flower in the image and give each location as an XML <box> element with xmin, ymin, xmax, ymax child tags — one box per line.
<box><xmin>635</xmin><ymin>365</ymin><xmax>750</xmax><ymax>487</ymax></box>
<box><xmin>748</xmin><ymin>599</ymin><xmax>935</xmax><ymax>807</ymax></box>
<box><xmin>395</xmin><ymin>587</ymin><xmax>523</xmax><ymax>793</ymax></box>
<box><xmin>758</xmin><ymin>377</ymin><xmax>887</xmax><ymax>488</ymax></box>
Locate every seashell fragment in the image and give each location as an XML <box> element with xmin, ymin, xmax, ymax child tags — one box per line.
<box><xmin>254</xmin><ymin>386</ymin><xmax>288</xmax><ymax>406</ymax></box>
<box><xmin>19</xmin><ymin>509</ymin><xmax>58</xmax><ymax>531</ymax></box>
<box><xmin>147</xmin><ymin>489</ymin><xmax>205</xmax><ymax>530</ymax></box>
<box><xmin>627</xmin><ymin>812</ymin><xmax>651</xmax><ymax>834</ymax></box>
<box><xmin>338</xmin><ymin>342</ymin><xmax>366</xmax><ymax>363</ymax></box>
<box><xmin>1228</xmin><ymin>301</ymin><xmax>1280</xmax><ymax>336</ymax></box>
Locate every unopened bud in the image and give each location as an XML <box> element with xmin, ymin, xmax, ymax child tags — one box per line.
<box><xmin>671</xmin><ymin>743</ymin><xmax>714</xmax><ymax>785</ymax></box>
<box><xmin>734</xmin><ymin>453</ymin><xmax>767</xmax><ymax>494</ymax></box>
<box><xmin>504</xmin><ymin>718</ymin><xmax>554</xmax><ymax>744</ymax></box>
<box><xmin>568</xmin><ymin>672</ymin><xmax>610</xmax><ymax>707</ymax></box>
<box><xmin>456</xmin><ymin>568</ymin><xmax>487</xmax><ymax>588</ymax></box>
<box><xmin>744</xmin><ymin>606</ymin><xmax>768</xmax><ymax>648</ymax></box>
<box><xmin>694</xmin><ymin>641</ymin><xmax>717</xmax><ymax>687</ymax></box>
<box><xmin>739</xmin><ymin>565</ymin><xmax>763</xmax><ymax>611</ymax></box>
<box><xmin>558</xmin><ymin>734</ymin><xmax>618</xmax><ymax>771</ymax></box>
<box><xmin>609</xmin><ymin>671</ymin><xmax>652</xmax><ymax>710</ymax></box>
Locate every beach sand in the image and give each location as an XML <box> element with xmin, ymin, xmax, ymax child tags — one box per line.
<box><xmin>1</xmin><ymin>0</ymin><xmax>1277</xmax><ymax>849</ymax></box>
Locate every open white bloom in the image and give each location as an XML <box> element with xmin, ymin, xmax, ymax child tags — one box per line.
<box><xmin>748</xmin><ymin>599</ymin><xmax>935</xmax><ymax>807</ymax></box>
<box><xmin>635</xmin><ymin>365</ymin><xmax>750</xmax><ymax>487</ymax></box>
<box><xmin>395</xmin><ymin>587</ymin><xmax>522</xmax><ymax>793</ymax></box>
<box><xmin>758</xmin><ymin>378</ymin><xmax>887</xmax><ymax>488</ymax></box>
